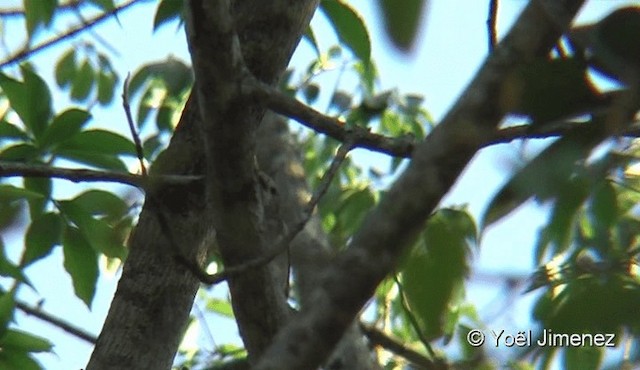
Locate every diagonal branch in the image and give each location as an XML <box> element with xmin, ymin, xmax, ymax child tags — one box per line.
<box><xmin>16</xmin><ymin>299</ymin><xmax>98</xmax><ymax>344</ymax></box>
<box><xmin>254</xmin><ymin>1</ymin><xmax>587</xmax><ymax>369</ymax></box>
<box><xmin>0</xmin><ymin>0</ymin><xmax>142</xmax><ymax>69</ymax></box>
<box><xmin>246</xmin><ymin>79</ymin><xmax>417</xmax><ymax>158</ymax></box>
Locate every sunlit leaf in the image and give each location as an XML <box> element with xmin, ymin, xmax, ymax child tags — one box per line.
<box><xmin>206</xmin><ymin>298</ymin><xmax>234</xmax><ymax>318</ymax></box>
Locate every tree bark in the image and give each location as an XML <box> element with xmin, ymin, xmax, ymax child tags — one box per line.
<box><xmin>253</xmin><ymin>1</ymin><xmax>587</xmax><ymax>369</ymax></box>
<box><xmin>87</xmin><ymin>1</ymin><xmax>319</xmax><ymax>369</ymax></box>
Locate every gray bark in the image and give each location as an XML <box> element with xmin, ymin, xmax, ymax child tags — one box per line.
<box><xmin>253</xmin><ymin>1</ymin><xmax>587</xmax><ymax>369</ymax></box>
<box><xmin>87</xmin><ymin>1</ymin><xmax>319</xmax><ymax>368</ymax></box>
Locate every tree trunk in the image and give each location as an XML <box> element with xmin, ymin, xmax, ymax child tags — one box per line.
<box><xmin>87</xmin><ymin>1</ymin><xmax>319</xmax><ymax>369</ymax></box>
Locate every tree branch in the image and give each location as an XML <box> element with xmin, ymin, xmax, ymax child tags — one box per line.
<box><xmin>16</xmin><ymin>300</ymin><xmax>97</xmax><ymax>344</ymax></box>
<box><xmin>487</xmin><ymin>0</ymin><xmax>499</xmax><ymax>52</ymax></box>
<box><xmin>0</xmin><ymin>160</ymin><xmax>201</xmax><ymax>188</ymax></box>
<box><xmin>0</xmin><ymin>0</ymin><xmax>142</xmax><ymax>69</ymax></box>
<box><xmin>253</xmin><ymin>1</ymin><xmax>587</xmax><ymax>369</ymax></box>
<box><xmin>359</xmin><ymin>323</ymin><xmax>443</xmax><ymax>370</ymax></box>
<box><xmin>246</xmin><ymin>79</ymin><xmax>417</xmax><ymax>158</ymax></box>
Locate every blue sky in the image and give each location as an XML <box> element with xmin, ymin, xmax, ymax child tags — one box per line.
<box><xmin>1</xmin><ymin>1</ymin><xmax>635</xmax><ymax>369</ymax></box>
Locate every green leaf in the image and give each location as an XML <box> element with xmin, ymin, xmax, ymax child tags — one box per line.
<box><xmin>0</xmin><ymin>244</ymin><xmax>30</xmax><ymax>286</ymax></box>
<box><xmin>39</xmin><ymin>108</ymin><xmax>91</xmax><ymax>150</ymax></box>
<box><xmin>320</xmin><ymin>0</ymin><xmax>371</xmax><ymax>64</ymax></box>
<box><xmin>62</xmin><ymin>226</ymin><xmax>99</xmax><ymax>307</ymax></box>
<box><xmin>481</xmin><ymin>129</ymin><xmax>600</xmax><ymax>230</ymax></box>
<box><xmin>143</xmin><ymin>134</ymin><xmax>163</xmax><ymax>160</ymax></box>
<box><xmin>0</xmin><ymin>121</ymin><xmax>28</xmax><ymax>141</ymax></box>
<box><xmin>589</xmin><ymin>180</ymin><xmax>617</xmax><ymax>231</ymax></box>
<box><xmin>156</xmin><ymin>105</ymin><xmax>174</xmax><ymax>132</ymax></box>
<box><xmin>302</xmin><ymin>84</ymin><xmax>320</xmax><ymax>105</ymax></box>
<box><xmin>0</xmin><ymin>185</ymin><xmax>43</xmax><ymax>202</ymax></box>
<box><xmin>54</xmin><ymin>49</ymin><xmax>76</xmax><ymax>88</ymax></box>
<box><xmin>72</xmin><ymin>190</ymin><xmax>128</xmax><ymax>219</ymax></box>
<box><xmin>206</xmin><ymin>297</ymin><xmax>234</xmax><ymax>318</ymax></box>
<box><xmin>87</xmin><ymin>0</ymin><xmax>115</xmax><ymax>11</ymax></box>
<box><xmin>400</xmin><ymin>209</ymin><xmax>473</xmax><ymax>338</ymax></box>
<box><xmin>58</xmin><ymin>200</ymin><xmax>127</xmax><ymax>259</ymax></box>
<box><xmin>0</xmin><ymin>350</ymin><xmax>42</xmax><ymax>370</ymax></box>
<box><xmin>536</xmin><ymin>176</ymin><xmax>590</xmax><ymax>259</ymax></box>
<box><xmin>0</xmin><ymin>329</ymin><xmax>53</xmax><ymax>353</ymax></box>
<box><xmin>500</xmin><ymin>58</ymin><xmax>601</xmax><ymax>124</ymax></box>
<box><xmin>302</xmin><ymin>25</ymin><xmax>321</xmax><ymax>57</ymax></box>
<box><xmin>23</xmin><ymin>177</ymin><xmax>51</xmax><ymax>218</ymax></box>
<box><xmin>23</xmin><ymin>0</ymin><xmax>57</xmax><ymax>39</ymax></box>
<box><xmin>23</xmin><ymin>213</ymin><xmax>62</xmax><ymax>267</ymax></box>
<box><xmin>57</xmin><ymin>129</ymin><xmax>136</xmax><ymax>156</ymax></box>
<box><xmin>0</xmin><ymin>290</ymin><xmax>16</xmax><ymax>335</ymax></box>
<box><xmin>377</xmin><ymin>0</ymin><xmax>427</xmax><ymax>52</ymax></box>
<box><xmin>562</xmin><ymin>343</ymin><xmax>602</xmax><ymax>370</ymax></box>
<box><xmin>329</xmin><ymin>91</ymin><xmax>352</xmax><ymax>113</ymax></box>
<box><xmin>153</xmin><ymin>0</ymin><xmax>184</xmax><ymax>31</ymax></box>
<box><xmin>56</xmin><ymin>150</ymin><xmax>127</xmax><ymax>171</ymax></box>
<box><xmin>22</xmin><ymin>177</ymin><xmax>49</xmax><ymax>222</ymax></box>
<box><xmin>0</xmin><ymin>144</ymin><xmax>40</xmax><ymax>162</ymax></box>
<box><xmin>0</xmin><ymin>68</ymin><xmax>52</xmax><ymax>139</ymax></box>
<box><xmin>97</xmin><ymin>71</ymin><xmax>117</xmax><ymax>105</ymax></box>
<box><xmin>335</xmin><ymin>187</ymin><xmax>376</xmax><ymax>238</ymax></box>
<box><xmin>70</xmin><ymin>60</ymin><xmax>95</xmax><ymax>101</ymax></box>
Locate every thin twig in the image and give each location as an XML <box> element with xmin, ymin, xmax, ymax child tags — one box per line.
<box><xmin>0</xmin><ymin>1</ymin><xmax>80</xmax><ymax>17</ymax></box>
<box><xmin>359</xmin><ymin>322</ymin><xmax>445</xmax><ymax>370</ymax></box>
<box><xmin>16</xmin><ymin>300</ymin><xmax>98</xmax><ymax>344</ymax></box>
<box><xmin>487</xmin><ymin>0</ymin><xmax>499</xmax><ymax>52</ymax></box>
<box><xmin>185</xmin><ymin>140</ymin><xmax>355</xmax><ymax>285</ymax></box>
<box><xmin>0</xmin><ymin>0</ymin><xmax>142</xmax><ymax>69</ymax></box>
<box><xmin>0</xmin><ymin>160</ymin><xmax>201</xmax><ymax>188</ymax></box>
<box><xmin>122</xmin><ymin>73</ymin><xmax>148</xmax><ymax>177</ymax></box>
<box><xmin>393</xmin><ymin>274</ymin><xmax>437</xmax><ymax>360</ymax></box>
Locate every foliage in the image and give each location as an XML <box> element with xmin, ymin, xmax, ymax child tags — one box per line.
<box><xmin>0</xmin><ymin>1</ymin><xmax>639</xmax><ymax>370</ymax></box>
